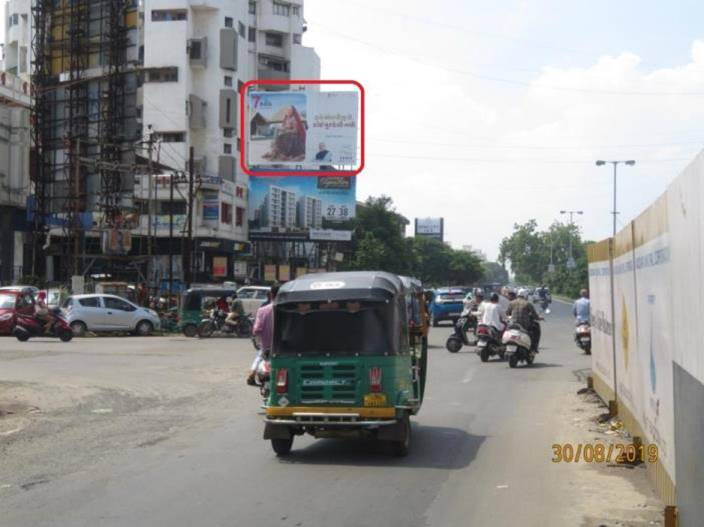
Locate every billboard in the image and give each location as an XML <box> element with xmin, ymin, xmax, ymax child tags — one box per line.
<box><xmin>248</xmin><ymin>176</ymin><xmax>355</xmax><ymax>241</ymax></box>
<box><xmin>415</xmin><ymin>218</ymin><xmax>444</xmax><ymax>241</ymax></box>
<box><xmin>247</xmin><ymin>91</ymin><xmax>358</xmax><ymax>167</ymax></box>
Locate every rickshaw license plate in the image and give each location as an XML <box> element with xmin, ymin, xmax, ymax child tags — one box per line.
<box><xmin>507</xmin><ymin>345</ymin><xmax>517</xmax><ymax>352</ymax></box>
<box><xmin>364</xmin><ymin>393</ymin><xmax>387</xmax><ymax>407</ymax></box>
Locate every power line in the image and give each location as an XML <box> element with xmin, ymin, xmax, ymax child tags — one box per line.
<box><xmin>308</xmin><ymin>21</ymin><xmax>704</xmax><ymax>97</ymax></box>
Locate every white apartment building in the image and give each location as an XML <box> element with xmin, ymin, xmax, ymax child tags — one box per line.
<box><xmin>140</xmin><ymin>0</ymin><xmax>320</xmax><ymax>279</ymax></box>
<box><xmin>261</xmin><ymin>184</ymin><xmax>296</xmax><ymax>228</ymax></box>
<box><xmin>0</xmin><ymin>69</ymin><xmax>30</xmax><ymax>283</ymax></box>
<box><xmin>297</xmin><ymin>195</ymin><xmax>322</xmax><ymax>229</ymax></box>
<box><xmin>2</xmin><ymin>0</ymin><xmax>31</xmax><ymax>81</ymax></box>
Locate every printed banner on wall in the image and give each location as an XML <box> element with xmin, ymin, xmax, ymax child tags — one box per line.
<box><xmin>248</xmin><ymin>91</ymin><xmax>358</xmax><ymax>166</ymax></box>
<box><xmin>212</xmin><ymin>257</ymin><xmax>227</xmax><ymax>277</ymax></box>
<box><xmin>588</xmin><ymin>239</ymin><xmax>615</xmax><ymax>393</ymax></box>
<box><xmin>248</xmin><ymin>176</ymin><xmax>355</xmax><ymax>240</ymax></box>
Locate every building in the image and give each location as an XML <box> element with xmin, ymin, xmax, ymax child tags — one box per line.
<box><xmin>297</xmin><ymin>195</ymin><xmax>322</xmax><ymax>229</ymax></box>
<box><xmin>16</xmin><ymin>0</ymin><xmax>320</xmax><ymax>285</ymax></box>
<box><xmin>138</xmin><ymin>0</ymin><xmax>320</xmax><ymax>281</ymax></box>
<box><xmin>260</xmin><ymin>184</ymin><xmax>296</xmax><ymax>228</ymax></box>
<box><xmin>0</xmin><ymin>70</ymin><xmax>30</xmax><ymax>283</ymax></box>
<box><xmin>2</xmin><ymin>0</ymin><xmax>31</xmax><ymax>81</ymax></box>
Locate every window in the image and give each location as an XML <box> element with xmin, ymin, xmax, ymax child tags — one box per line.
<box><xmin>248</xmin><ymin>1</ymin><xmax>256</xmax><ymax>14</ymax></box>
<box><xmin>104</xmin><ymin>297</ymin><xmax>136</xmax><ymax>312</ymax></box>
<box><xmin>158</xmin><ymin>132</ymin><xmax>186</xmax><ymax>143</ymax></box>
<box><xmin>151</xmin><ymin>9</ymin><xmax>187</xmax><ymax>21</ymax></box>
<box><xmin>273</xmin><ymin>2</ymin><xmax>290</xmax><ymax>16</ymax></box>
<box><xmin>223</xmin><ymin>128</ymin><xmax>234</xmax><ymax>138</ymax></box>
<box><xmin>189</xmin><ymin>40</ymin><xmax>203</xmax><ymax>60</ymax></box>
<box><xmin>248</xmin><ymin>26</ymin><xmax>256</xmax><ymax>42</ymax></box>
<box><xmin>221</xmin><ymin>203</ymin><xmax>233</xmax><ymax>224</ymax></box>
<box><xmin>265</xmin><ymin>32</ymin><xmax>283</xmax><ymax>47</ymax></box>
<box><xmin>293</xmin><ymin>33</ymin><xmax>302</xmax><ymax>44</ymax></box>
<box><xmin>224</xmin><ymin>143</ymin><xmax>232</xmax><ymax>154</ymax></box>
<box><xmin>78</xmin><ymin>297</ymin><xmax>101</xmax><ymax>308</ymax></box>
<box><xmin>236</xmin><ymin>207</ymin><xmax>245</xmax><ymax>227</ymax></box>
<box><xmin>258</xmin><ymin>55</ymin><xmax>288</xmax><ymax>72</ymax></box>
<box><xmin>292</xmin><ymin>6</ymin><xmax>300</xmax><ymax>16</ymax></box>
<box><xmin>224</xmin><ymin>76</ymin><xmax>233</xmax><ymax>87</ymax></box>
<box><xmin>146</xmin><ymin>67</ymin><xmax>178</xmax><ymax>83</ymax></box>
<box><xmin>237</xmin><ymin>137</ymin><xmax>241</xmax><ymax>152</ymax></box>
<box><xmin>238</xmin><ymin>22</ymin><xmax>246</xmax><ymax>38</ymax></box>
<box><xmin>225</xmin><ymin>98</ymin><xmax>232</xmax><ymax>123</ymax></box>
<box><xmin>224</xmin><ymin>16</ymin><xmax>233</xmax><ymax>28</ymax></box>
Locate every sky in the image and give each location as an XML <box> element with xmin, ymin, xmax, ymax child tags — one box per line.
<box><xmin>303</xmin><ymin>0</ymin><xmax>704</xmax><ymax>259</ymax></box>
<box><xmin>4</xmin><ymin>1</ymin><xmax>704</xmax><ymax>260</ymax></box>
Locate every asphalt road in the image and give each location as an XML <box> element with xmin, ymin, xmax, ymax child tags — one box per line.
<box><xmin>0</xmin><ymin>300</ymin><xmax>662</xmax><ymax>527</ymax></box>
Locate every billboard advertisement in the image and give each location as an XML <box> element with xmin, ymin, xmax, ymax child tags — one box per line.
<box><xmin>248</xmin><ymin>91</ymin><xmax>358</xmax><ymax>167</ymax></box>
<box><xmin>415</xmin><ymin>217</ymin><xmax>444</xmax><ymax>241</ymax></box>
<box><xmin>248</xmin><ymin>176</ymin><xmax>355</xmax><ymax>241</ymax></box>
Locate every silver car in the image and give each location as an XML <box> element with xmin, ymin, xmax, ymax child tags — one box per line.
<box><xmin>62</xmin><ymin>294</ymin><xmax>160</xmax><ymax>336</ymax></box>
<box><xmin>236</xmin><ymin>286</ymin><xmax>271</xmax><ymax>315</ymax></box>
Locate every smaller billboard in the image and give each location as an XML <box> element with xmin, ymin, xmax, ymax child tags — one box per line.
<box><xmin>415</xmin><ymin>218</ymin><xmax>444</xmax><ymax>241</ymax></box>
<box><xmin>213</xmin><ymin>257</ymin><xmax>228</xmax><ymax>277</ymax></box>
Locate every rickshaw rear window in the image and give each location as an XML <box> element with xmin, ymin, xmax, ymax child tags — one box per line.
<box><xmin>275</xmin><ymin>302</ymin><xmax>395</xmax><ymax>356</ymax></box>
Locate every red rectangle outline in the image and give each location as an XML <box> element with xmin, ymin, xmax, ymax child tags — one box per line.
<box><xmin>239</xmin><ymin>79</ymin><xmax>364</xmax><ymax>177</ymax></box>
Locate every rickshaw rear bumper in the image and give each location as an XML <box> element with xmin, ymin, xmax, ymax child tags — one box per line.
<box><xmin>263</xmin><ymin>406</ymin><xmax>404</xmax><ymax>438</ymax></box>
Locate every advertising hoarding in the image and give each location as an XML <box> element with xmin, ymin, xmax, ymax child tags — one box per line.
<box><xmin>247</xmin><ymin>91</ymin><xmax>358</xmax><ymax>167</ymax></box>
<box><xmin>415</xmin><ymin>217</ymin><xmax>444</xmax><ymax>241</ymax></box>
<box><xmin>213</xmin><ymin>257</ymin><xmax>228</xmax><ymax>277</ymax></box>
<box><xmin>248</xmin><ymin>176</ymin><xmax>355</xmax><ymax>241</ymax></box>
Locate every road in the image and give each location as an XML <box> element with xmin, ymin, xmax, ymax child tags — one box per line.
<box><xmin>0</xmin><ymin>300</ymin><xmax>663</xmax><ymax>527</ymax></box>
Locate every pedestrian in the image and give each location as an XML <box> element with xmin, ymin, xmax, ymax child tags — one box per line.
<box><xmin>247</xmin><ymin>284</ymin><xmax>279</xmax><ymax>385</ymax></box>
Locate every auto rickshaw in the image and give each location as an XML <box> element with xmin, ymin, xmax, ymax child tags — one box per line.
<box><xmin>179</xmin><ymin>287</ymin><xmax>237</xmax><ymax>337</ymax></box>
<box><xmin>263</xmin><ymin>271</ymin><xmax>428</xmax><ymax>457</ymax></box>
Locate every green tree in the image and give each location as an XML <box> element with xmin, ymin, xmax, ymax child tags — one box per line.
<box><xmin>481</xmin><ymin>261</ymin><xmax>509</xmax><ymax>284</ymax></box>
<box><xmin>448</xmin><ymin>250</ymin><xmax>484</xmax><ymax>285</ymax></box>
<box><xmin>498</xmin><ymin>220</ymin><xmax>549</xmax><ymax>283</ymax></box>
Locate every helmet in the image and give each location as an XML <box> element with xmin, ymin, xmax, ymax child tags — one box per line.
<box><xmin>474</xmin><ymin>288</ymin><xmax>485</xmax><ymax>299</ymax></box>
<box><xmin>517</xmin><ymin>288</ymin><xmax>529</xmax><ymax>299</ymax></box>
<box><xmin>506</xmin><ymin>287</ymin><xmax>516</xmax><ymax>296</ymax></box>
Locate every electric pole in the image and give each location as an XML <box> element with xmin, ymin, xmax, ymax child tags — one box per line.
<box><xmin>183</xmin><ymin>147</ymin><xmax>195</xmax><ymax>288</ymax></box>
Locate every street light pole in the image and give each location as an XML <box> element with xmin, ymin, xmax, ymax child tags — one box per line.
<box><xmin>559</xmin><ymin>209</ymin><xmax>583</xmax><ymax>268</ymax></box>
<box><xmin>595</xmin><ymin>159</ymin><xmax>635</xmax><ymax>415</ymax></box>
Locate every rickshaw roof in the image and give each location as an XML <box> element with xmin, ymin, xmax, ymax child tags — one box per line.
<box><xmin>399</xmin><ymin>275</ymin><xmax>423</xmax><ymax>292</ymax></box>
<box><xmin>276</xmin><ymin>271</ymin><xmax>404</xmax><ymax>304</ymax></box>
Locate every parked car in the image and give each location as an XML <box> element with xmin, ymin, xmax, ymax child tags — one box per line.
<box><xmin>0</xmin><ymin>288</ymin><xmax>36</xmax><ymax>335</ymax></box>
<box><xmin>62</xmin><ymin>294</ymin><xmax>161</xmax><ymax>336</ymax></box>
<box><xmin>236</xmin><ymin>286</ymin><xmax>271</xmax><ymax>315</ymax></box>
<box><xmin>429</xmin><ymin>288</ymin><xmax>466</xmax><ymax>326</ymax></box>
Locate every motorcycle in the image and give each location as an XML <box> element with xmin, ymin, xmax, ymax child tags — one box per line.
<box><xmin>475</xmin><ymin>323</ymin><xmax>505</xmax><ymax>362</ymax></box>
<box><xmin>197</xmin><ymin>309</ymin><xmax>253</xmax><ymax>338</ymax></box>
<box><xmin>13</xmin><ymin>310</ymin><xmax>73</xmax><ymax>342</ymax></box>
<box><xmin>502</xmin><ymin>323</ymin><xmax>535</xmax><ymax>368</ymax></box>
<box><xmin>575</xmin><ymin>322</ymin><xmax>591</xmax><ymax>355</ymax></box>
<box><xmin>445</xmin><ymin>308</ymin><xmax>477</xmax><ymax>353</ymax></box>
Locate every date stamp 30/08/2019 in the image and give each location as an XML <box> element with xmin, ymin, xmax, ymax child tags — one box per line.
<box><xmin>551</xmin><ymin>443</ymin><xmax>659</xmax><ymax>464</ymax></box>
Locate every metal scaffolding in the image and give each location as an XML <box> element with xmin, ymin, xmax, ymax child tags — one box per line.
<box><xmin>31</xmin><ymin>0</ymin><xmax>139</xmax><ymax>282</ymax></box>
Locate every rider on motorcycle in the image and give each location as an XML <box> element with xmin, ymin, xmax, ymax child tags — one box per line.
<box><xmin>476</xmin><ymin>292</ymin><xmax>506</xmax><ymax>335</ymax></box>
<box><xmin>506</xmin><ymin>289</ymin><xmax>542</xmax><ymax>352</ymax></box>
<box><xmin>225</xmin><ymin>295</ymin><xmax>245</xmax><ymax>329</ymax></box>
<box><xmin>573</xmin><ymin>289</ymin><xmax>590</xmax><ymax>324</ymax></box>
<box><xmin>34</xmin><ymin>293</ymin><xmax>53</xmax><ymax>333</ymax></box>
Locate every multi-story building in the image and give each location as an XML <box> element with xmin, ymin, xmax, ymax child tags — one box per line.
<box><xmin>260</xmin><ymin>184</ymin><xmax>296</xmax><ymax>228</ymax></box>
<box><xmin>0</xmin><ymin>70</ymin><xmax>30</xmax><ymax>283</ymax></box>
<box><xmin>297</xmin><ymin>195</ymin><xmax>322</xmax><ymax>229</ymax></box>
<box><xmin>139</xmin><ymin>0</ymin><xmax>320</xmax><ymax>281</ymax></box>
<box><xmin>2</xmin><ymin>0</ymin><xmax>31</xmax><ymax>81</ymax></box>
<box><xmin>12</xmin><ymin>0</ymin><xmax>320</xmax><ymax>285</ymax></box>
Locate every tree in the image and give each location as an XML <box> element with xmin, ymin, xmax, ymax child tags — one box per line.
<box><xmin>498</xmin><ymin>220</ymin><xmax>549</xmax><ymax>283</ymax></box>
<box><xmin>482</xmin><ymin>261</ymin><xmax>509</xmax><ymax>284</ymax></box>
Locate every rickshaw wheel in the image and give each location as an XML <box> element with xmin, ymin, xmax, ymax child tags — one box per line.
<box><xmin>392</xmin><ymin>414</ymin><xmax>411</xmax><ymax>457</ymax></box>
<box><xmin>182</xmin><ymin>324</ymin><xmax>198</xmax><ymax>338</ymax></box>
<box><xmin>271</xmin><ymin>437</ymin><xmax>293</xmax><ymax>456</ymax></box>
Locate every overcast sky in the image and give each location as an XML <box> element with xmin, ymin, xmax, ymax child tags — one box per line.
<box><xmin>4</xmin><ymin>1</ymin><xmax>704</xmax><ymax>260</ymax></box>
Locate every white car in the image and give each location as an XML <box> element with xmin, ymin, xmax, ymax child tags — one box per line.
<box><xmin>62</xmin><ymin>294</ymin><xmax>161</xmax><ymax>336</ymax></box>
<box><xmin>236</xmin><ymin>286</ymin><xmax>271</xmax><ymax>315</ymax></box>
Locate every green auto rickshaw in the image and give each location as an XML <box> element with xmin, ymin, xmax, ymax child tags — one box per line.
<box><xmin>179</xmin><ymin>287</ymin><xmax>237</xmax><ymax>337</ymax></box>
<box><xmin>263</xmin><ymin>271</ymin><xmax>428</xmax><ymax>456</ymax></box>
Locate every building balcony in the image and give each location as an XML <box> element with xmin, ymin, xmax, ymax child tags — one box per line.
<box><xmin>257</xmin><ymin>68</ymin><xmax>289</xmax><ymax>90</ymax></box>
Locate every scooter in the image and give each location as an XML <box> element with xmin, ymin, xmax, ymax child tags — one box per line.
<box><xmin>575</xmin><ymin>323</ymin><xmax>591</xmax><ymax>355</ymax></box>
<box><xmin>13</xmin><ymin>311</ymin><xmax>73</xmax><ymax>342</ymax></box>
<box><xmin>475</xmin><ymin>323</ymin><xmax>505</xmax><ymax>362</ymax></box>
<box><xmin>250</xmin><ymin>334</ymin><xmax>271</xmax><ymax>399</ymax></box>
<box><xmin>197</xmin><ymin>309</ymin><xmax>253</xmax><ymax>338</ymax></box>
<box><xmin>445</xmin><ymin>308</ymin><xmax>477</xmax><ymax>353</ymax></box>
<box><xmin>502</xmin><ymin>323</ymin><xmax>535</xmax><ymax>368</ymax></box>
